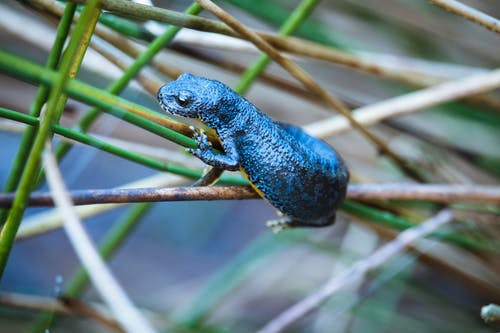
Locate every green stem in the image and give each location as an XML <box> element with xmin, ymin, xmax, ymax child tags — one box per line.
<box><xmin>0</xmin><ymin>0</ymin><xmax>102</xmax><ymax>279</ymax></box>
<box><xmin>0</xmin><ymin>107</ymin><xmax>247</xmax><ymax>185</ymax></box>
<box><xmin>0</xmin><ymin>50</ymin><xmax>194</xmax><ymax>148</ymax></box>
<box><xmin>341</xmin><ymin>200</ymin><xmax>498</xmax><ymax>252</ymax></box>
<box><xmin>36</xmin><ymin>3</ymin><xmax>101</xmax><ymax>186</ymax></box>
<box><xmin>29</xmin><ymin>3</ymin><xmax>76</xmax><ymax>118</ymax></box>
<box><xmin>0</xmin><ymin>108</ymin><xmax>38</xmax><ymax>126</ymax></box>
<box><xmin>0</xmin><ymin>3</ymin><xmax>76</xmax><ymax>225</ymax></box>
<box><xmin>234</xmin><ymin>0</ymin><xmax>320</xmax><ymax>95</ymax></box>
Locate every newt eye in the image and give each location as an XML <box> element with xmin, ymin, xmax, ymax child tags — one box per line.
<box><xmin>174</xmin><ymin>91</ymin><xmax>193</xmax><ymax>107</ymax></box>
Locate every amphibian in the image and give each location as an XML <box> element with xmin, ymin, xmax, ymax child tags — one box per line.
<box><xmin>157</xmin><ymin>73</ymin><xmax>349</xmax><ymax>228</ymax></box>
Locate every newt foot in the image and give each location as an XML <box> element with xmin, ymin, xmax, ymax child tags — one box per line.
<box><xmin>188</xmin><ymin>126</ymin><xmax>212</xmax><ymax>159</ymax></box>
<box><xmin>266</xmin><ymin>217</ymin><xmax>294</xmax><ymax>233</ymax></box>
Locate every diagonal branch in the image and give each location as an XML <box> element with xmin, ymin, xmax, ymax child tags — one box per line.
<box><xmin>304</xmin><ymin>68</ymin><xmax>500</xmax><ymax>137</ymax></box>
<box><xmin>429</xmin><ymin>0</ymin><xmax>500</xmax><ymax>34</ymax></box>
<box><xmin>257</xmin><ymin>209</ymin><xmax>455</xmax><ymax>333</ymax></box>
<box><xmin>196</xmin><ymin>0</ymin><xmax>422</xmax><ymax>181</ymax></box>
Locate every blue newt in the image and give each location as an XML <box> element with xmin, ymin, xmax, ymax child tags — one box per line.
<box><xmin>157</xmin><ymin>73</ymin><xmax>349</xmax><ymax>228</ymax></box>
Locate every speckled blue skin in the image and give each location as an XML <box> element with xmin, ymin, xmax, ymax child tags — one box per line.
<box><xmin>157</xmin><ymin>73</ymin><xmax>349</xmax><ymax>227</ymax></box>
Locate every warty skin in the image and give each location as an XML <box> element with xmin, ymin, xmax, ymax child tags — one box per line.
<box><xmin>157</xmin><ymin>73</ymin><xmax>349</xmax><ymax>227</ymax></box>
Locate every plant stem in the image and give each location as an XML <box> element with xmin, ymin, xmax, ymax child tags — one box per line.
<box><xmin>234</xmin><ymin>0</ymin><xmax>320</xmax><ymax>95</ymax></box>
<box><xmin>429</xmin><ymin>0</ymin><xmax>500</xmax><ymax>33</ymax></box>
<box><xmin>69</xmin><ymin>203</ymin><xmax>152</xmax><ymax>295</ymax></box>
<box><xmin>0</xmin><ymin>3</ymin><xmax>76</xmax><ymax>225</ymax></box>
<box><xmin>2</xmin><ymin>182</ymin><xmax>499</xmax><ymax>208</ymax></box>
<box><xmin>0</xmin><ymin>0</ymin><xmax>102</xmax><ymax>279</ymax></box>
<box><xmin>43</xmin><ymin>143</ymin><xmax>156</xmax><ymax>333</ymax></box>
<box><xmin>304</xmin><ymin>68</ymin><xmax>500</xmax><ymax>137</ymax></box>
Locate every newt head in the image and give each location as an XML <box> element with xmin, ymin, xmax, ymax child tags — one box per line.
<box><xmin>157</xmin><ymin>73</ymin><xmax>201</xmax><ymax>118</ymax></box>
<box><xmin>157</xmin><ymin>73</ymin><xmax>247</xmax><ymax>128</ymax></box>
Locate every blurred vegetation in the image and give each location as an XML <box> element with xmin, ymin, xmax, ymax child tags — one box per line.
<box><xmin>0</xmin><ymin>0</ymin><xmax>499</xmax><ymax>332</ymax></box>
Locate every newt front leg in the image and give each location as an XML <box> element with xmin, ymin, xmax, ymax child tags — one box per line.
<box><xmin>188</xmin><ymin>126</ymin><xmax>240</xmax><ymax>171</ymax></box>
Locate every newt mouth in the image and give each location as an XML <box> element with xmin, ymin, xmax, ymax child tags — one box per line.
<box><xmin>157</xmin><ymin>90</ymin><xmax>170</xmax><ymax>113</ymax></box>
<box><xmin>157</xmin><ymin>100</ymin><xmax>171</xmax><ymax>114</ymax></box>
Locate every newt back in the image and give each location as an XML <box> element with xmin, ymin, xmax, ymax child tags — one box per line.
<box><xmin>157</xmin><ymin>73</ymin><xmax>349</xmax><ymax>227</ymax></box>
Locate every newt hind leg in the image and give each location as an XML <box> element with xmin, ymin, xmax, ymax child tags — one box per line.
<box><xmin>266</xmin><ymin>215</ymin><xmax>335</xmax><ymax>233</ymax></box>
